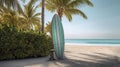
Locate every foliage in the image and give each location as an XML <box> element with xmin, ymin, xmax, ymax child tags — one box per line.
<box><xmin>0</xmin><ymin>0</ymin><xmax>41</xmax><ymax>31</ymax></box>
<box><xmin>0</xmin><ymin>0</ymin><xmax>23</xmax><ymax>13</ymax></box>
<box><xmin>0</xmin><ymin>7</ymin><xmax>20</xmax><ymax>28</ymax></box>
<box><xmin>0</xmin><ymin>25</ymin><xmax>52</xmax><ymax>60</ymax></box>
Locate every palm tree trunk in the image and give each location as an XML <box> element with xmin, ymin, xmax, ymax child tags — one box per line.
<box><xmin>41</xmin><ymin>0</ymin><xmax>45</xmax><ymax>33</ymax></box>
<box><xmin>57</xmin><ymin>8</ymin><xmax>63</xmax><ymax>20</ymax></box>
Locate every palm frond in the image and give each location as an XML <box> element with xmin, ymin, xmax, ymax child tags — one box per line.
<box><xmin>66</xmin><ymin>0</ymin><xmax>83</xmax><ymax>8</ymax></box>
<box><xmin>83</xmin><ymin>0</ymin><xmax>94</xmax><ymax>7</ymax></box>
<box><xmin>45</xmin><ymin>0</ymin><xmax>57</xmax><ymax>12</ymax></box>
<box><xmin>66</xmin><ymin>9</ymin><xmax>87</xmax><ymax>19</ymax></box>
<box><xmin>33</xmin><ymin>13</ymin><xmax>41</xmax><ymax>17</ymax></box>
<box><xmin>64</xmin><ymin>11</ymin><xmax>72</xmax><ymax>21</ymax></box>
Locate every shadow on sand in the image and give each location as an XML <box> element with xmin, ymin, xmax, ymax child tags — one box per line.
<box><xmin>59</xmin><ymin>53</ymin><xmax>120</xmax><ymax>67</ymax></box>
<box><xmin>0</xmin><ymin>52</ymin><xmax>120</xmax><ymax>67</ymax></box>
<box><xmin>25</xmin><ymin>52</ymin><xmax>120</xmax><ymax>67</ymax></box>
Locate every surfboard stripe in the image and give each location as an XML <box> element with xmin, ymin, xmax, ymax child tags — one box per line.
<box><xmin>56</xmin><ymin>15</ymin><xmax>61</xmax><ymax>57</ymax></box>
<box><xmin>52</xmin><ymin>15</ymin><xmax>60</xmax><ymax>57</ymax></box>
<box><xmin>57</xmin><ymin>15</ymin><xmax>63</xmax><ymax>58</ymax></box>
<box><xmin>52</xmin><ymin>16</ymin><xmax>60</xmax><ymax>57</ymax></box>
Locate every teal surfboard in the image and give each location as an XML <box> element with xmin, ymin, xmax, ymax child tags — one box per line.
<box><xmin>52</xmin><ymin>14</ymin><xmax>65</xmax><ymax>59</ymax></box>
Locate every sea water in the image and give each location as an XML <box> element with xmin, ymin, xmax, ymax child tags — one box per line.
<box><xmin>65</xmin><ymin>39</ymin><xmax>120</xmax><ymax>46</ymax></box>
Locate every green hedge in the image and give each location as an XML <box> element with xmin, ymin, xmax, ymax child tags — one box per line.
<box><xmin>0</xmin><ymin>25</ymin><xmax>52</xmax><ymax>60</ymax></box>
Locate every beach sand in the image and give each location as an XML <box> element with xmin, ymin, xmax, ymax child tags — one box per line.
<box><xmin>24</xmin><ymin>45</ymin><xmax>120</xmax><ymax>67</ymax></box>
<box><xmin>0</xmin><ymin>45</ymin><xmax>120</xmax><ymax>67</ymax></box>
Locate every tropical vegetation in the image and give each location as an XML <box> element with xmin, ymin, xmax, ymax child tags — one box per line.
<box><xmin>0</xmin><ymin>0</ymin><xmax>52</xmax><ymax>60</ymax></box>
<box><xmin>0</xmin><ymin>0</ymin><xmax>41</xmax><ymax>31</ymax></box>
<box><xmin>0</xmin><ymin>0</ymin><xmax>93</xmax><ymax>60</ymax></box>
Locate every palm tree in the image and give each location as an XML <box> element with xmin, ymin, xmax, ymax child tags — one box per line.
<box><xmin>45</xmin><ymin>0</ymin><xmax>93</xmax><ymax>21</ymax></box>
<box><xmin>0</xmin><ymin>0</ymin><xmax>41</xmax><ymax>31</ymax></box>
<box><xmin>20</xmin><ymin>0</ymin><xmax>41</xmax><ymax>31</ymax></box>
<box><xmin>41</xmin><ymin>0</ymin><xmax>45</xmax><ymax>33</ymax></box>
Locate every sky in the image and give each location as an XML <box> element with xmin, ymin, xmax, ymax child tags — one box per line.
<box><xmin>20</xmin><ymin>0</ymin><xmax>120</xmax><ymax>39</ymax></box>
<box><xmin>44</xmin><ymin>0</ymin><xmax>120</xmax><ymax>39</ymax></box>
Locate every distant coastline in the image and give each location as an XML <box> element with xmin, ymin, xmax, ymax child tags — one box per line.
<box><xmin>65</xmin><ymin>39</ymin><xmax>120</xmax><ymax>45</ymax></box>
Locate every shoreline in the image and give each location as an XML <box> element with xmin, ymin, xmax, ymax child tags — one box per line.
<box><xmin>65</xmin><ymin>43</ymin><xmax>120</xmax><ymax>46</ymax></box>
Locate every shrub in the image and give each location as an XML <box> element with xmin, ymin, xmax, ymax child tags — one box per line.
<box><xmin>0</xmin><ymin>25</ymin><xmax>52</xmax><ymax>60</ymax></box>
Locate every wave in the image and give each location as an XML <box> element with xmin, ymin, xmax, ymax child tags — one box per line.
<box><xmin>65</xmin><ymin>39</ymin><xmax>120</xmax><ymax>44</ymax></box>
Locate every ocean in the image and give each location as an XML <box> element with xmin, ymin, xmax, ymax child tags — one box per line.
<box><xmin>65</xmin><ymin>39</ymin><xmax>120</xmax><ymax>46</ymax></box>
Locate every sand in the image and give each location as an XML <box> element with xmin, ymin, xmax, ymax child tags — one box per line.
<box><xmin>0</xmin><ymin>45</ymin><xmax>120</xmax><ymax>67</ymax></box>
<box><xmin>25</xmin><ymin>45</ymin><xmax>120</xmax><ymax>67</ymax></box>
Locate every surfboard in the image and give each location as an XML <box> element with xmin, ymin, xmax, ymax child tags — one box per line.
<box><xmin>52</xmin><ymin>14</ymin><xmax>65</xmax><ymax>59</ymax></box>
